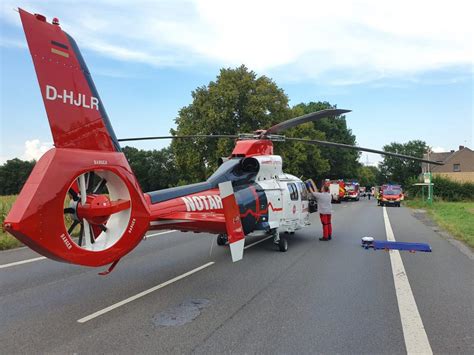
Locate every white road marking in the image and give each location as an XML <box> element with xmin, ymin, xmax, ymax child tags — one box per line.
<box><xmin>145</xmin><ymin>230</ymin><xmax>177</xmax><ymax>239</ymax></box>
<box><xmin>1</xmin><ymin>230</ymin><xmax>176</xmax><ymax>269</ymax></box>
<box><xmin>244</xmin><ymin>235</ymin><xmax>273</xmax><ymax>250</ymax></box>
<box><xmin>77</xmin><ymin>261</ymin><xmax>215</xmax><ymax>323</ymax></box>
<box><xmin>0</xmin><ymin>256</ymin><xmax>47</xmax><ymax>269</ymax></box>
<box><xmin>383</xmin><ymin>206</ymin><xmax>433</xmax><ymax>354</ymax></box>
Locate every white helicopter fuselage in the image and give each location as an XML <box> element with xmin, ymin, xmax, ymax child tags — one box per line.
<box><xmin>247</xmin><ymin>155</ymin><xmax>311</xmax><ymax>236</ymax></box>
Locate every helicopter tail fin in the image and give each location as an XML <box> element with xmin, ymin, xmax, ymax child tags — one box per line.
<box><xmin>19</xmin><ymin>8</ymin><xmax>120</xmax><ymax>152</ymax></box>
<box><xmin>3</xmin><ymin>9</ymin><xmax>150</xmax><ymax>268</ymax></box>
<box><xmin>219</xmin><ymin>182</ymin><xmax>245</xmax><ymax>262</ymax></box>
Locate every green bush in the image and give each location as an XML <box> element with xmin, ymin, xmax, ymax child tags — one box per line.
<box><xmin>405</xmin><ymin>176</ymin><xmax>474</xmax><ymax>201</ymax></box>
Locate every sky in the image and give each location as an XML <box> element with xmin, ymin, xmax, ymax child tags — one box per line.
<box><xmin>1</xmin><ymin>0</ymin><xmax>473</xmax><ymax>166</ymax></box>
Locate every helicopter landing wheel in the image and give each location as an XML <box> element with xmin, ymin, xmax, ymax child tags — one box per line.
<box><xmin>278</xmin><ymin>238</ymin><xmax>288</xmax><ymax>252</ymax></box>
<box><xmin>217</xmin><ymin>234</ymin><xmax>228</xmax><ymax>246</ymax></box>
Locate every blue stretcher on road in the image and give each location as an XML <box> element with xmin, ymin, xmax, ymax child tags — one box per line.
<box><xmin>361</xmin><ymin>237</ymin><xmax>432</xmax><ymax>252</ymax></box>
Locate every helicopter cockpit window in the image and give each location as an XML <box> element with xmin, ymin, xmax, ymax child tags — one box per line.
<box><xmin>287</xmin><ymin>183</ymin><xmax>299</xmax><ymax>201</ymax></box>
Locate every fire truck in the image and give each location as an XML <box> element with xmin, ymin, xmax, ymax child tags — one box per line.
<box><xmin>324</xmin><ymin>179</ymin><xmax>345</xmax><ymax>203</ymax></box>
<box><xmin>344</xmin><ymin>181</ymin><xmax>360</xmax><ymax>201</ymax></box>
<box><xmin>379</xmin><ymin>184</ymin><xmax>404</xmax><ymax>207</ymax></box>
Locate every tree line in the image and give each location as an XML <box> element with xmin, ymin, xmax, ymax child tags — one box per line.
<box><xmin>1</xmin><ymin>66</ymin><xmax>430</xmax><ymax>195</ymax></box>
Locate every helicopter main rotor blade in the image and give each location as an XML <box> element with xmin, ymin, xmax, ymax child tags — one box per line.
<box><xmin>285</xmin><ymin>137</ymin><xmax>443</xmax><ymax>165</ymax></box>
<box><xmin>117</xmin><ymin>134</ymin><xmax>238</xmax><ymax>142</ymax></box>
<box><xmin>265</xmin><ymin>109</ymin><xmax>351</xmax><ymax>135</ymax></box>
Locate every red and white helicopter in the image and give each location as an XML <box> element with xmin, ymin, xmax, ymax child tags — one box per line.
<box><xmin>3</xmin><ymin>9</ymin><xmax>442</xmax><ymax>273</ymax></box>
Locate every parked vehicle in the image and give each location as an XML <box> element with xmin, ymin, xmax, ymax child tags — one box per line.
<box><xmin>344</xmin><ymin>181</ymin><xmax>360</xmax><ymax>201</ymax></box>
<box><xmin>379</xmin><ymin>185</ymin><xmax>403</xmax><ymax>207</ymax></box>
<box><xmin>324</xmin><ymin>179</ymin><xmax>345</xmax><ymax>203</ymax></box>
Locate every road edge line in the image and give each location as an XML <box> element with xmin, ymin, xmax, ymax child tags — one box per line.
<box><xmin>383</xmin><ymin>206</ymin><xmax>432</xmax><ymax>354</ymax></box>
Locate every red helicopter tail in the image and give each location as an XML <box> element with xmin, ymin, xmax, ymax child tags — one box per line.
<box><xmin>19</xmin><ymin>8</ymin><xmax>120</xmax><ymax>152</ymax></box>
<box><xmin>3</xmin><ymin>9</ymin><xmax>150</xmax><ymax>267</ymax></box>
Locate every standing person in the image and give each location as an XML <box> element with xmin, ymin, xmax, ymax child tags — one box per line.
<box><xmin>312</xmin><ymin>185</ymin><xmax>333</xmax><ymax>241</ymax></box>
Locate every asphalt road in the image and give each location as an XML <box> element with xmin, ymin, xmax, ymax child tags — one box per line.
<box><xmin>1</xmin><ymin>199</ymin><xmax>472</xmax><ymax>354</ymax></box>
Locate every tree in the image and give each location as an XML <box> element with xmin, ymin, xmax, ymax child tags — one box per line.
<box><xmin>122</xmin><ymin>146</ymin><xmax>178</xmax><ymax>192</ymax></box>
<box><xmin>291</xmin><ymin>102</ymin><xmax>361</xmax><ymax>180</ymax></box>
<box><xmin>274</xmin><ymin>123</ymin><xmax>330</xmax><ymax>181</ymax></box>
<box><xmin>172</xmin><ymin>65</ymin><xmax>296</xmax><ymax>183</ymax></box>
<box><xmin>0</xmin><ymin>159</ymin><xmax>36</xmax><ymax>195</ymax></box>
<box><xmin>357</xmin><ymin>165</ymin><xmax>380</xmax><ymax>187</ymax></box>
<box><xmin>378</xmin><ymin>140</ymin><xmax>428</xmax><ymax>186</ymax></box>
<box><xmin>171</xmin><ymin>66</ymin><xmax>361</xmax><ymax>184</ymax></box>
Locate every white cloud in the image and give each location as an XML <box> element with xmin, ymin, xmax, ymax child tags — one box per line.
<box><xmin>0</xmin><ymin>37</ymin><xmax>27</xmax><ymax>49</ymax></box>
<box><xmin>431</xmin><ymin>146</ymin><xmax>447</xmax><ymax>153</ymax></box>
<box><xmin>21</xmin><ymin>139</ymin><xmax>53</xmax><ymax>161</ymax></box>
<box><xmin>1</xmin><ymin>0</ymin><xmax>473</xmax><ymax>84</ymax></box>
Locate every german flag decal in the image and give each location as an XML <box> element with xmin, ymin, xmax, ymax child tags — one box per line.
<box><xmin>51</xmin><ymin>40</ymin><xmax>69</xmax><ymax>58</ymax></box>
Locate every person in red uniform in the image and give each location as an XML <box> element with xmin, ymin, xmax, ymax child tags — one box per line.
<box><xmin>312</xmin><ymin>185</ymin><xmax>333</xmax><ymax>241</ymax></box>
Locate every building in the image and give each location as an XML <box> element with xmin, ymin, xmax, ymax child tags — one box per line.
<box><xmin>422</xmin><ymin>146</ymin><xmax>474</xmax><ymax>183</ymax></box>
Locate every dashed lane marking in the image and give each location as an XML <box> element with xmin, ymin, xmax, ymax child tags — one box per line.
<box><xmin>77</xmin><ymin>262</ymin><xmax>215</xmax><ymax>323</ymax></box>
<box><xmin>0</xmin><ymin>256</ymin><xmax>47</xmax><ymax>269</ymax></box>
<box><xmin>0</xmin><ymin>230</ymin><xmax>177</xmax><ymax>269</ymax></box>
<box><xmin>145</xmin><ymin>230</ymin><xmax>177</xmax><ymax>239</ymax></box>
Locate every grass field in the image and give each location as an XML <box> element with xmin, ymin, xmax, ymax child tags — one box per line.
<box><xmin>0</xmin><ymin>195</ymin><xmax>23</xmax><ymax>250</ymax></box>
<box><xmin>404</xmin><ymin>199</ymin><xmax>474</xmax><ymax>248</ymax></box>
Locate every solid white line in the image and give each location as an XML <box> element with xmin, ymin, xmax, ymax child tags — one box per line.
<box><xmin>383</xmin><ymin>206</ymin><xmax>432</xmax><ymax>354</ymax></box>
<box><xmin>77</xmin><ymin>261</ymin><xmax>215</xmax><ymax>323</ymax></box>
<box><xmin>0</xmin><ymin>256</ymin><xmax>47</xmax><ymax>269</ymax></box>
<box><xmin>145</xmin><ymin>230</ymin><xmax>177</xmax><ymax>239</ymax></box>
<box><xmin>244</xmin><ymin>235</ymin><xmax>273</xmax><ymax>250</ymax></box>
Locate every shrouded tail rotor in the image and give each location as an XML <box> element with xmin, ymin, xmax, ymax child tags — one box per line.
<box><xmin>64</xmin><ymin>170</ymin><xmax>132</xmax><ymax>252</ymax></box>
<box><xmin>4</xmin><ymin>149</ymin><xmax>150</xmax><ymax>267</ymax></box>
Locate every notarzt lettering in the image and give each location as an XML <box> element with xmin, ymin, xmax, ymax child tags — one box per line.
<box><xmin>46</xmin><ymin>85</ymin><xmax>99</xmax><ymax>111</ymax></box>
<box><xmin>182</xmin><ymin>195</ymin><xmax>223</xmax><ymax>211</ymax></box>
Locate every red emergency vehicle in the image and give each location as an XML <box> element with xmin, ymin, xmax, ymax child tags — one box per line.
<box><xmin>324</xmin><ymin>179</ymin><xmax>345</xmax><ymax>203</ymax></box>
<box><xmin>344</xmin><ymin>181</ymin><xmax>360</xmax><ymax>201</ymax></box>
<box><xmin>379</xmin><ymin>185</ymin><xmax>403</xmax><ymax>207</ymax></box>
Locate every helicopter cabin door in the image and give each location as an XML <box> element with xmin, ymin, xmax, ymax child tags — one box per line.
<box><xmin>257</xmin><ymin>179</ymin><xmax>283</xmax><ymax>230</ymax></box>
<box><xmin>282</xmin><ymin>181</ymin><xmax>301</xmax><ymax>231</ymax></box>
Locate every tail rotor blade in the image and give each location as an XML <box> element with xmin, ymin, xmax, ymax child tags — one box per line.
<box><xmin>82</xmin><ymin>219</ymin><xmax>92</xmax><ymax>249</ymax></box>
<box><xmin>68</xmin><ymin>188</ymin><xmax>79</xmax><ymax>201</ymax></box>
<box><xmin>86</xmin><ymin>172</ymin><xmax>96</xmax><ymax>193</ymax></box>
<box><xmin>93</xmin><ymin>178</ymin><xmax>107</xmax><ymax>194</ymax></box>
<box><xmin>78</xmin><ymin>223</ymin><xmax>84</xmax><ymax>247</ymax></box>
<box><xmin>89</xmin><ymin>224</ymin><xmax>96</xmax><ymax>244</ymax></box>
<box><xmin>68</xmin><ymin>220</ymin><xmax>79</xmax><ymax>235</ymax></box>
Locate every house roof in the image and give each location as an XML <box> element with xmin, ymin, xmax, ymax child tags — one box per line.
<box><xmin>422</xmin><ymin>147</ymin><xmax>474</xmax><ymax>172</ymax></box>
<box><xmin>423</xmin><ymin>151</ymin><xmax>455</xmax><ymax>163</ymax></box>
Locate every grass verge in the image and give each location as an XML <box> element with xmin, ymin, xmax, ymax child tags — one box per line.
<box><xmin>404</xmin><ymin>199</ymin><xmax>474</xmax><ymax>248</ymax></box>
<box><xmin>0</xmin><ymin>195</ymin><xmax>23</xmax><ymax>250</ymax></box>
